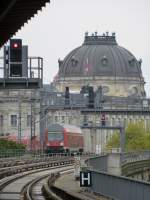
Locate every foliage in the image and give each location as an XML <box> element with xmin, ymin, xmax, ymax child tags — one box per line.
<box><xmin>107</xmin><ymin>121</ymin><xmax>150</xmax><ymax>151</ymax></box>
<box><xmin>107</xmin><ymin>131</ymin><xmax>120</xmax><ymax>149</ymax></box>
<box><xmin>0</xmin><ymin>139</ymin><xmax>26</xmax><ymax>157</ymax></box>
<box><xmin>0</xmin><ymin>139</ymin><xmax>25</xmax><ymax>150</ymax></box>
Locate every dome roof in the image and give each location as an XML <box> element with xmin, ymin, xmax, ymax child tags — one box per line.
<box><xmin>58</xmin><ymin>33</ymin><xmax>142</xmax><ymax>79</ymax></box>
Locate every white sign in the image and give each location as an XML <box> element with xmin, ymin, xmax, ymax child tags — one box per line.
<box><xmin>80</xmin><ymin>171</ymin><xmax>91</xmax><ymax>187</ymax></box>
<box><xmin>96</xmin><ymin>144</ymin><xmax>102</xmax><ymax>154</ymax></box>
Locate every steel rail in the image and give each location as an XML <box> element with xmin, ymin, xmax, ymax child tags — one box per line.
<box><xmin>24</xmin><ymin>169</ymin><xmax>73</xmax><ymax>200</ymax></box>
<box><xmin>0</xmin><ymin>155</ymin><xmax>73</xmax><ymax>168</ymax></box>
<box><xmin>0</xmin><ymin>159</ymin><xmax>74</xmax><ymax>190</ymax></box>
<box><xmin>0</xmin><ymin>156</ymin><xmax>74</xmax><ymax>179</ymax></box>
<box><xmin>0</xmin><ymin>162</ymin><xmax>74</xmax><ymax>200</ymax></box>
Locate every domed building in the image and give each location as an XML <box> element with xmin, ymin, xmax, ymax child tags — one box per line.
<box><xmin>45</xmin><ymin>32</ymin><xmax>150</xmax><ymax>153</ymax></box>
<box><xmin>54</xmin><ymin>32</ymin><xmax>146</xmax><ymax>97</ymax></box>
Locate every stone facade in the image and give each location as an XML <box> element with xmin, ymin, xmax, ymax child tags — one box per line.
<box><xmin>55</xmin><ymin>76</ymin><xmax>145</xmax><ymax>97</ymax></box>
<box><xmin>0</xmin><ymin>89</ymin><xmax>40</xmax><ymax>140</ymax></box>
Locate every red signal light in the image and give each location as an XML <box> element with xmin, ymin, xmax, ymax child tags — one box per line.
<box><xmin>101</xmin><ymin>114</ymin><xmax>106</xmax><ymax>126</ymax></box>
<box><xmin>12</xmin><ymin>43</ymin><xmax>19</xmax><ymax>48</ymax></box>
<box><xmin>101</xmin><ymin>114</ymin><xmax>105</xmax><ymax>120</ymax></box>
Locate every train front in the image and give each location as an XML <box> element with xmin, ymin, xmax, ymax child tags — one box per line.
<box><xmin>45</xmin><ymin>124</ymin><xmax>65</xmax><ymax>153</ymax></box>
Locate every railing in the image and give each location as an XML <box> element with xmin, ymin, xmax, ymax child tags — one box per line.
<box><xmin>86</xmin><ymin>150</ymin><xmax>150</xmax><ymax>199</ymax></box>
<box><xmin>0</xmin><ymin>56</ymin><xmax>43</xmax><ymax>80</ymax></box>
<box><xmin>0</xmin><ymin>150</ymin><xmax>97</xmax><ymax>160</ymax></box>
<box><xmin>28</xmin><ymin>57</ymin><xmax>43</xmax><ymax>80</ymax></box>
<box><xmin>40</xmin><ymin>90</ymin><xmax>150</xmax><ymax>111</ymax></box>
<box><xmin>122</xmin><ymin>150</ymin><xmax>150</xmax><ymax>164</ymax></box>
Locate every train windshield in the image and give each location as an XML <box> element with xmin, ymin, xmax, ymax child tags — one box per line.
<box><xmin>48</xmin><ymin>132</ymin><xmax>63</xmax><ymax>141</ymax></box>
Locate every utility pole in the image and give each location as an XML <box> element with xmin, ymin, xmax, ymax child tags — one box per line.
<box><xmin>30</xmin><ymin>98</ymin><xmax>33</xmax><ymax>151</ymax></box>
<box><xmin>18</xmin><ymin>93</ymin><xmax>21</xmax><ymax>143</ymax></box>
<box><xmin>33</xmin><ymin>99</ymin><xmax>35</xmax><ymax>142</ymax></box>
<box><xmin>40</xmin><ymin>98</ymin><xmax>46</xmax><ymax>152</ymax></box>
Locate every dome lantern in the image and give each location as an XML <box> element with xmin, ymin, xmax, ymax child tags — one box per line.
<box><xmin>83</xmin><ymin>32</ymin><xmax>117</xmax><ymax>45</ymax></box>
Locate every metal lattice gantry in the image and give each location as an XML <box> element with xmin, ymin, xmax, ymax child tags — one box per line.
<box><xmin>81</xmin><ymin>124</ymin><xmax>125</xmax><ymax>156</ymax></box>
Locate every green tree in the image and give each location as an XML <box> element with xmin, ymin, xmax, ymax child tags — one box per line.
<box><xmin>107</xmin><ymin>121</ymin><xmax>150</xmax><ymax>151</ymax></box>
<box><xmin>0</xmin><ymin>139</ymin><xmax>25</xmax><ymax>157</ymax></box>
<box><xmin>107</xmin><ymin>131</ymin><xmax>120</xmax><ymax>149</ymax></box>
<box><xmin>0</xmin><ymin>139</ymin><xmax>25</xmax><ymax>150</ymax></box>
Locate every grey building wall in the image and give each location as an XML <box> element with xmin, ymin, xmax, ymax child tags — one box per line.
<box><xmin>0</xmin><ymin>89</ymin><xmax>40</xmax><ymax>140</ymax></box>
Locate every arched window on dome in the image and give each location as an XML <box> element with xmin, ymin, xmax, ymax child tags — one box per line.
<box><xmin>129</xmin><ymin>58</ymin><xmax>135</xmax><ymax>67</ymax></box>
<box><xmin>101</xmin><ymin>55</ymin><xmax>108</xmax><ymax>66</ymax></box>
<box><xmin>71</xmin><ymin>56</ymin><xmax>78</xmax><ymax>67</ymax></box>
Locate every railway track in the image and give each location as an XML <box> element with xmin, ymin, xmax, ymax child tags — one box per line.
<box><xmin>0</xmin><ymin>156</ymin><xmax>74</xmax><ymax>179</ymax></box>
<box><xmin>24</xmin><ymin>174</ymin><xmax>49</xmax><ymax>200</ymax></box>
<box><xmin>0</xmin><ymin>154</ymin><xmax>95</xmax><ymax>200</ymax></box>
<box><xmin>0</xmin><ymin>161</ymin><xmax>74</xmax><ymax>200</ymax></box>
<box><xmin>0</xmin><ymin>153</ymin><xmax>93</xmax><ymax>180</ymax></box>
<box><xmin>0</xmin><ymin>157</ymin><xmax>103</xmax><ymax>200</ymax></box>
<box><xmin>0</xmin><ymin>154</ymin><xmax>71</xmax><ymax>168</ymax></box>
<box><xmin>24</xmin><ymin>169</ymin><xmax>73</xmax><ymax>200</ymax></box>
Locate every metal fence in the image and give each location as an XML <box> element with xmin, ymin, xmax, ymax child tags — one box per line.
<box><xmin>0</xmin><ymin>149</ymin><xmax>26</xmax><ymax>158</ymax></box>
<box><xmin>90</xmin><ymin>170</ymin><xmax>150</xmax><ymax>200</ymax></box>
<box><xmin>40</xmin><ymin>90</ymin><xmax>150</xmax><ymax>111</ymax></box>
<box><xmin>86</xmin><ymin>150</ymin><xmax>150</xmax><ymax>168</ymax></box>
<box><xmin>123</xmin><ymin>151</ymin><xmax>150</xmax><ymax>164</ymax></box>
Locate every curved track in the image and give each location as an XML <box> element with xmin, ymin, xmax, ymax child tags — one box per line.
<box><xmin>24</xmin><ymin>169</ymin><xmax>73</xmax><ymax>200</ymax></box>
<box><xmin>25</xmin><ymin>174</ymin><xmax>48</xmax><ymax>200</ymax></box>
<box><xmin>0</xmin><ymin>164</ymin><xmax>73</xmax><ymax>200</ymax></box>
<box><xmin>0</xmin><ymin>156</ymin><xmax>74</xmax><ymax>179</ymax></box>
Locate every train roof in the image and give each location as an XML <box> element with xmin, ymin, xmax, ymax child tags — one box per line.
<box><xmin>47</xmin><ymin>124</ymin><xmax>82</xmax><ymax>134</ymax></box>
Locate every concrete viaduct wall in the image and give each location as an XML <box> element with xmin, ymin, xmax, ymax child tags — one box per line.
<box><xmin>85</xmin><ymin>152</ymin><xmax>150</xmax><ymax>199</ymax></box>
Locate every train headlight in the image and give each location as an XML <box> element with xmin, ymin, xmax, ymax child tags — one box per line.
<box><xmin>60</xmin><ymin>142</ymin><xmax>64</xmax><ymax>146</ymax></box>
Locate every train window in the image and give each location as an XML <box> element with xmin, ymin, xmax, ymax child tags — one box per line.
<box><xmin>48</xmin><ymin>132</ymin><xmax>64</xmax><ymax>141</ymax></box>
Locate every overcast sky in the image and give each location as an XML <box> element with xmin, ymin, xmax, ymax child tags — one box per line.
<box><xmin>3</xmin><ymin>0</ymin><xmax>150</xmax><ymax>95</ymax></box>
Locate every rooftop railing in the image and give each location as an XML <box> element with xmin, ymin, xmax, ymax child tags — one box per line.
<box><xmin>0</xmin><ymin>56</ymin><xmax>43</xmax><ymax>80</ymax></box>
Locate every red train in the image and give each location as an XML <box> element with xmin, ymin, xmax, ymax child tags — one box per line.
<box><xmin>44</xmin><ymin>124</ymin><xmax>84</xmax><ymax>153</ymax></box>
